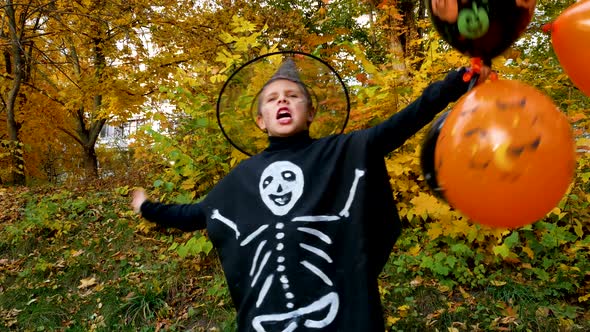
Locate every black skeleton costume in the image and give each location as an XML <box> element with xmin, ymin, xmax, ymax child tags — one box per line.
<box><xmin>140</xmin><ymin>57</ymin><xmax>471</xmax><ymax>331</ymax></box>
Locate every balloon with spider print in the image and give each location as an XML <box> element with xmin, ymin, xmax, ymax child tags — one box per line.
<box><xmin>431</xmin><ymin>79</ymin><xmax>576</xmax><ymax>228</ymax></box>
<box><xmin>426</xmin><ymin>0</ymin><xmax>536</xmax><ymax>62</ymax></box>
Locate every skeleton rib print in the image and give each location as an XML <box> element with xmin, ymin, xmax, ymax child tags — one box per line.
<box><xmin>210</xmin><ymin>161</ymin><xmax>366</xmax><ymax>331</ymax></box>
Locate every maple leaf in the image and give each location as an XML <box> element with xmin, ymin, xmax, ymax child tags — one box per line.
<box><xmin>446</xmin><ymin>218</ymin><xmax>472</xmax><ymax>238</ymax></box>
<box><xmin>493</xmin><ymin>244</ymin><xmax>511</xmax><ymax>258</ymax></box>
<box><xmin>410</xmin><ymin>192</ymin><xmax>447</xmax><ymax>220</ymax></box>
<box><xmin>579</xmin><ymin>293</ymin><xmax>590</xmax><ymax>302</ymax></box>
<box><xmin>397</xmin><ymin>304</ymin><xmax>410</xmax><ymax>317</ymax></box>
<box><xmin>230</xmin><ymin>15</ymin><xmax>257</xmax><ymax>33</ymax></box>
<box><xmin>78</xmin><ymin>277</ymin><xmax>98</xmax><ymax>289</ymax></box>
<box><xmin>386</xmin><ymin>316</ymin><xmax>400</xmax><ymax>325</ymax></box>
<box><xmin>569</xmin><ymin>112</ymin><xmax>587</xmax><ymax>123</ymax></box>
<box><xmin>427</xmin><ymin>222</ymin><xmax>443</xmax><ymax>240</ymax></box>
<box><xmin>521</xmin><ymin>246</ymin><xmax>535</xmax><ymax>259</ymax></box>
<box><xmin>407</xmin><ymin>245</ymin><xmax>421</xmax><ymax>257</ymax></box>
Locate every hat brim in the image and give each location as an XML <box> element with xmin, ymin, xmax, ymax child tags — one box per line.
<box><xmin>216</xmin><ymin>51</ymin><xmax>350</xmax><ymax>156</ymax></box>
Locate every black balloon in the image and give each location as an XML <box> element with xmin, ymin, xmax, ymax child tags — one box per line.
<box><xmin>420</xmin><ymin>111</ymin><xmax>449</xmax><ymax>200</ymax></box>
<box><xmin>426</xmin><ymin>0</ymin><xmax>536</xmax><ymax>61</ymax></box>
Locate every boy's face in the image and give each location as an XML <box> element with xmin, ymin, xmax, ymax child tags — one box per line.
<box><xmin>256</xmin><ymin>79</ymin><xmax>314</xmax><ymax>137</ymax></box>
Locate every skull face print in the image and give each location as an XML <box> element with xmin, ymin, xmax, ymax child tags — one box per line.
<box><xmin>259</xmin><ymin>161</ymin><xmax>304</xmax><ymax>216</ymax></box>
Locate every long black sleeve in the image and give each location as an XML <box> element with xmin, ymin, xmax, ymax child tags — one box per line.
<box><xmin>140</xmin><ymin>201</ymin><xmax>207</xmax><ymax>232</ymax></box>
<box><xmin>365</xmin><ymin>68</ymin><xmax>471</xmax><ymax>155</ymax></box>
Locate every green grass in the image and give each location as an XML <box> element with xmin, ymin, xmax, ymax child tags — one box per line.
<box><xmin>379</xmin><ymin>276</ymin><xmax>588</xmax><ymax>331</ymax></box>
<box><xmin>0</xmin><ymin>188</ymin><xmax>233</xmax><ymax>331</ymax></box>
<box><xmin>1</xmin><ymin>187</ymin><xmax>588</xmax><ymax>331</ymax></box>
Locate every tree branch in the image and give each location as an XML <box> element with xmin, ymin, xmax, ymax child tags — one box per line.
<box><xmin>57</xmin><ymin>126</ymin><xmax>84</xmax><ymax>146</ymax></box>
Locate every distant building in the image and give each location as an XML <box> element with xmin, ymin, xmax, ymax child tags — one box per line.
<box><xmin>97</xmin><ymin>101</ymin><xmax>176</xmax><ymax>148</ymax></box>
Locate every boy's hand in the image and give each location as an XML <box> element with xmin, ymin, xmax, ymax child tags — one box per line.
<box><xmin>131</xmin><ymin>188</ymin><xmax>148</xmax><ymax>213</ymax></box>
<box><xmin>475</xmin><ymin>65</ymin><xmax>492</xmax><ymax>84</ymax></box>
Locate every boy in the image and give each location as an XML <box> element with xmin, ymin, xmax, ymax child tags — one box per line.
<box><xmin>132</xmin><ymin>57</ymin><xmax>490</xmax><ymax>331</ymax></box>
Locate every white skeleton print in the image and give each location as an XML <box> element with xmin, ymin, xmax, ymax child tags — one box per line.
<box><xmin>211</xmin><ymin>161</ymin><xmax>365</xmax><ymax>331</ymax></box>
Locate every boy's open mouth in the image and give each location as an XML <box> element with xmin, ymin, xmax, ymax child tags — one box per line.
<box><xmin>277</xmin><ymin>108</ymin><xmax>292</xmax><ymax>124</ymax></box>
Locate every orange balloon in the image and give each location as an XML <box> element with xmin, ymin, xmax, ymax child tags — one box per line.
<box><xmin>435</xmin><ymin>79</ymin><xmax>576</xmax><ymax>228</ymax></box>
<box><xmin>551</xmin><ymin>0</ymin><xmax>590</xmax><ymax>96</ymax></box>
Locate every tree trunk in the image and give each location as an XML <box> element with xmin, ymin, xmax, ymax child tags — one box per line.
<box><xmin>398</xmin><ymin>0</ymin><xmax>425</xmax><ymax>71</ymax></box>
<box><xmin>83</xmin><ymin>145</ymin><xmax>99</xmax><ymax>179</ymax></box>
<box><xmin>5</xmin><ymin>117</ymin><xmax>25</xmax><ymax>185</ymax></box>
<box><xmin>4</xmin><ymin>0</ymin><xmax>26</xmax><ymax>185</ymax></box>
<box><xmin>83</xmin><ymin>34</ymin><xmax>107</xmax><ymax>180</ymax></box>
<box><xmin>66</xmin><ymin>28</ymin><xmax>107</xmax><ymax>180</ymax></box>
<box><xmin>72</xmin><ymin>105</ymin><xmax>105</xmax><ymax>181</ymax></box>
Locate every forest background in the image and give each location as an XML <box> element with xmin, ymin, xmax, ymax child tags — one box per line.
<box><xmin>0</xmin><ymin>0</ymin><xmax>589</xmax><ymax>331</ymax></box>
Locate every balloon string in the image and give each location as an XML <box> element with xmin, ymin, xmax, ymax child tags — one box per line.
<box><xmin>463</xmin><ymin>57</ymin><xmax>497</xmax><ymax>91</ymax></box>
<box><xmin>541</xmin><ymin>22</ymin><xmax>554</xmax><ymax>34</ymax></box>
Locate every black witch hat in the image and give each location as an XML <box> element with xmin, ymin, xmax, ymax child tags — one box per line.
<box><xmin>216</xmin><ymin>51</ymin><xmax>350</xmax><ymax>156</ymax></box>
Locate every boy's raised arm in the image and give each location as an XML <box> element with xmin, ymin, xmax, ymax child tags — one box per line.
<box><xmin>131</xmin><ymin>188</ymin><xmax>207</xmax><ymax>232</ymax></box>
<box><xmin>365</xmin><ymin>67</ymin><xmax>487</xmax><ymax>155</ymax></box>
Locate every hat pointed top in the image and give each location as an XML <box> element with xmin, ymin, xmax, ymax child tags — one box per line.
<box><xmin>269</xmin><ymin>57</ymin><xmax>302</xmax><ymax>83</ymax></box>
